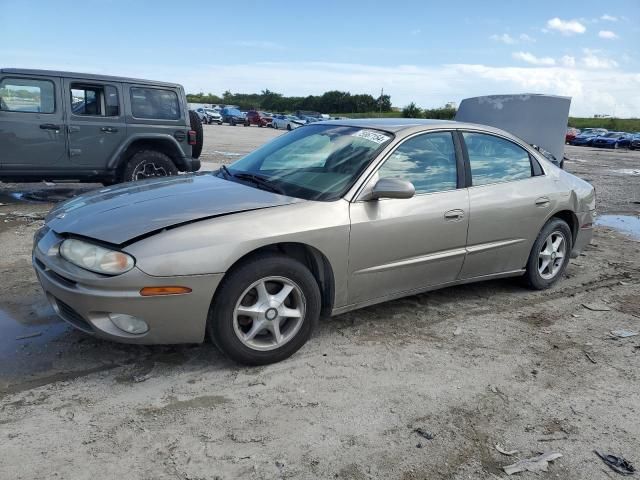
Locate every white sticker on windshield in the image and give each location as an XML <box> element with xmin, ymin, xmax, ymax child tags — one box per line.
<box><xmin>351</xmin><ymin>129</ymin><xmax>391</xmax><ymax>144</ymax></box>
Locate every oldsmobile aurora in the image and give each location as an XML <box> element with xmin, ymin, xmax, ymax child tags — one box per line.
<box><xmin>33</xmin><ymin>119</ymin><xmax>595</xmax><ymax>365</ymax></box>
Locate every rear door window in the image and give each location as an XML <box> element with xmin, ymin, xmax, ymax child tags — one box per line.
<box><xmin>130</xmin><ymin>87</ymin><xmax>180</xmax><ymax>120</ymax></box>
<box><xmin>70</xmin><ymin>84</ymin><xmax>119</xmax><ymax>116</ymax></box>
<box><xmin>463</xmin><ymin>132</ymin><xmax>533</xmax><ymax>186</ymax></box>
<box><xmin>0</xmin><ymin>77</ymin><xmax>55</xmax><ymax>113</ymax></box>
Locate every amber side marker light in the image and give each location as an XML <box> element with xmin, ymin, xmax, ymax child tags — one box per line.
<box><xmin>140</xmin><ymin>286</ymin><xmax>192</xmax><ymax>296</ymax></box>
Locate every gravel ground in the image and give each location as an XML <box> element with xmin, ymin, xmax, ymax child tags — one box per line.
<box><xmin>0</xmin><ymin>131</ymin><xmax>639</xmax><ymax>479</ymax></box>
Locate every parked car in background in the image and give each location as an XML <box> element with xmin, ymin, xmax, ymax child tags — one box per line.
<box><xmin>570</xmin><ymin>132</ymin><xmax>600</xmax><ymax>146</ymax></box>
<box><xmin>204</xmin><ymin>108</ymin><xmax>222</xmax><ymax>125</ymax></box>
<box><xmin>0</xmin><ymin>68</ymin><xmax>202</xmax><ymax>184</ymax></box>
<box><xmin>246</xmin><ymin>110</ymin><xmax>273</xmax><ymax>127</ymax></box>
<box><xmin>272</xmin><ymin>114</ymin><xmax>304</xmax><ymax>131</ymax></box>
<box><xmin>629</xmin><ymin>134</ymin><xmax>640</xmax><ymax>151</ymax></box>
<box><xmin>592</xmin><ymin>132</ymin><xmax>630</xmax><ymax>149</ymax></box>
<box><xmin>220</xmin><ymin>107</ymin><xmax>247</xmax><ymax>126</ymax></box>
<box><xmin>565</xmin><ymin>127</ymin><xmax>580</xmax><ymax>144</ymax></box>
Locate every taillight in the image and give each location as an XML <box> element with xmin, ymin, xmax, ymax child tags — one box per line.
<box><xmin>188</xmin><ymin>130</ymin><xmax>197</xmax><ymax>145</ymax></box>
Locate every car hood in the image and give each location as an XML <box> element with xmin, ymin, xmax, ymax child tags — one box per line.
<box><xmin>45</xmin><ymin>173</ymin><xmax>301</xmax><ymax>244</ymax></box>
<box><xmin>456</xmin><ymin>94</ymin><xmax>571</xmax><ymax>163</ymax></box>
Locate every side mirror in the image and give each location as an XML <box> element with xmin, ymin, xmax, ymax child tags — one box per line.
<box><xmin>361</xmin><ymin>178</ymin><xmax>415</xmax><ymax>201</ymax></box>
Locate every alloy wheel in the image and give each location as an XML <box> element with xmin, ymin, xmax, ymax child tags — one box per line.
<box><xmin>233</xmin><ymin>276</ymin><xmax>306</xmax><ymax>351</ymax></box>
<box><xmin>538</xmin><ymin>231</ymin><xmax>567</xmax><ymax>280</ymax></box>
<box><xmin>132</xmin><ymin>162</ymin><xmax>168</xmax><ymax>180</ymax></box>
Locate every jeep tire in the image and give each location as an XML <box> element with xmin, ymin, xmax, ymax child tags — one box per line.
<box><xmin>123</xmin><ymin>150</ymin><xmax>178</xmax><ymax>182</ymax></box>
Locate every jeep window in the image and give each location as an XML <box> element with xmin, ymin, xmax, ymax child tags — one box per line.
<box><xmin>130</xmin><ymin>87</ymin><xmax>180</xmax><ymax>120</ymax></box>
<box><xmin>70</xmin><ymin>84</ymin><xmax>119</xmax><ymax>116</ymax></box>
<box><xmin>0</xmin><ymin>78</ymin><xmax>55</xmax><ymax>113</ymax></box>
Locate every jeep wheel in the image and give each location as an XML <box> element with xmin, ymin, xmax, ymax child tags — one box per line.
<box><xmin>123</xmin><ymin>150</ymin><xmax>178</xmax><ymax>182</ymax></box>
<box><xmin>188</xmin><ymin>111</ymin><xmax>204</xmax><ymax>159</ymax></box>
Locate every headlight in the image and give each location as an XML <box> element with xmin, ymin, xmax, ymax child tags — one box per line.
<box><xmin>59</xmin><ymin>238</ymin><xmax>135</xmax><ymax>275</ymax></box>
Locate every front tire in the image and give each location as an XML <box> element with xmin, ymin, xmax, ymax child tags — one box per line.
<box><xmin>208</xmin><ymin>255</ymin><xmax>321</xmax><ymax>365</ymax></box>
<box><xmin>524</xmin><ymin>218</ymin><xmax>572</xmax><ymax>290</ymax></box>
<box><xmin>123</xmin><ymin>150</ymin><xmax>178</xmax><ymax>182</ymax></box>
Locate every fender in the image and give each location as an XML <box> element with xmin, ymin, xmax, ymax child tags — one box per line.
<box><xmin>106</xmin><ymin>133</ymin><xmax>187</xmax><ymax>170</ymax></box>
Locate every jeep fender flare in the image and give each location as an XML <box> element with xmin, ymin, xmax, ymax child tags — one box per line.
<box><xmin>108</xmin><ymin>134</ymin><xmax>186</xmax><ymax>172</ymax></box>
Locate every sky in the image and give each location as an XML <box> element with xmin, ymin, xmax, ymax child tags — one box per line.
<box><xmin>1</xmin><ymin>0</ymin><xmax>639</xmax><ymax>117</ymax></box>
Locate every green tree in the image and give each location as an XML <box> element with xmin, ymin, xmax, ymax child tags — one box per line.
<box><xmin>402</xmin><ymin>102</ymin><xmax>422</xmax><ymax>118</ymax></box>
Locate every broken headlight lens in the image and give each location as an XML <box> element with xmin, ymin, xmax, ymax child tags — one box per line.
<box><xmin>59</xmin><ymin>238</ymin><xmax>135</xmax><ymax>275</ymax></box>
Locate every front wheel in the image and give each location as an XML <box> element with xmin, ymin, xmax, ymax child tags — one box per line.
<box><xmin>208</xmin><ymin>255</ymin><xmax>321</xmax><ymax>365</ymax></box>
<box><xmin>524</xmin><ymin>218</ymin><xmax>572</xmax><ymax>290</ymax></box>
<box><xmin>286</xmin><ymin>124</ymin><xmax>292</xmax><ymax>131</ymax></box>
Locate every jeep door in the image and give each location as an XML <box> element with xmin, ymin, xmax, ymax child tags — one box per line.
<box><xmin>63</xmin><ymin>79</ymin><xmax>126</xmax><ymax>168</ymax></box>
<box><xmin>0</xmin><ymin>74</ymin><xmax>68</xmax><ymax>174</ymax></box>
<box><xmin>348</xmin><ymin>131</ymin><xmax>469</xmax><ymax>304</ymax></box>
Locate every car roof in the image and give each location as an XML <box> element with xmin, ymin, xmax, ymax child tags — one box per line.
<box><xmin>313</xmin><ymin>118</ymin><xmax>463</xmax><ymax>133</ymax></box>
<box><xmin>313</xmin><ymin>118</ymin><xmax>516</xmax><ymax>135</ymax></box>
<box><xmin>1</xmin><ymin>68</ymin><xmax>182</xmax><ymax>88</ymax></box>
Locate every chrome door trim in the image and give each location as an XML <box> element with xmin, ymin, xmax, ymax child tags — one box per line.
<box><xmin>353</xmin><ymin>247</ymin><xmax>467</xmax><ymax>275</ymax></box>
<box><xmin>466</xmin><ymin>238</ymin><xmax>526</xmax><ymax>254</ymax></box>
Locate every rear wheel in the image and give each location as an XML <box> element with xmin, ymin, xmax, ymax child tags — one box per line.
<box><xmin>286</xmin><ymin>124</ymin><xmax>292</xmax><ymax>131</ymax></box>
<box><xmin>123</xmin><ymin>150</ymin><xmax>178</xmax><ymax>182</ymax></box>
<box><xmin>207</xmin><ymin>254</ymin><xmax>321</xmax><ymax>365</ymax></box>
<box><xmin>524</xmin><ymin>218</ymin><xmax>572</xmax><ymax>290</ymax></box>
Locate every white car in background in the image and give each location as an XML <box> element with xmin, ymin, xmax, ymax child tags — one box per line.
<box><xmin>204</xmin><ymin>108</ymin><xmax>223</xmax><ymax>125</ymax></box>
<box><xmin>272</xmin><ymin>114</ymin><xmax>304</xmax><ymax>131</ymax></box>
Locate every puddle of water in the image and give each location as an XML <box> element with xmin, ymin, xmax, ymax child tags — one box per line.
<box><xmin>596</xmin><ymin>215</ymin><xmax>640</xmax><ymax>240</ymax></box>
<box><xmin>614</xmin><ymin>169</ymin><xmax>640</xmax><ymax>176</ymax></box>
<box><xmin>0</xmin><ymin>306</ymin><xmax>70</xmax><ymax>376</ymax></box>
<box><xmin>0</xmin><ymin>186</ymin><xmax>96</xmax><ymax>205</ymax></box>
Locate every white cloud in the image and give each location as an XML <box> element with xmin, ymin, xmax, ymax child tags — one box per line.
<box><xmin>546</xmin><ymin>17</ymin><xmax>587</xmax><ymax>35</ymax></box>
<box><xmin>411</xmin><ymin>28</ymin><xmax>421</xmax><ymax>36</ymax></box>
<box><xmin>582</xmin><ymin>48</ymin><xmax>619</xmax><ymax>69</ymax></box>
<box><xmin>490</xmin><ymin>33</ymin><xmax>516</xmax><ymax>44</ymax></box>
<box><xmin>561</xmin><ymin>55</ymin><xmax>576</xmax><ymax>67</ymax></box>
<box><xmin>491</xmin><ymin>33</ymin><xmax>536</xmax><ymax>45</ymax></box>
<box><xmin>601</xmin><ymin>14</ymin><xmax>618</xmax><ymax>21</ymax></box>
<box><xmin>598</xmin><ymin>30</ymin><xmax>619</xmax><ymax>39</ymax></box>
<box><xmin>512</xmin><ymin>51</ymin><xmax>556</xmax><ymax>66</ymax></box>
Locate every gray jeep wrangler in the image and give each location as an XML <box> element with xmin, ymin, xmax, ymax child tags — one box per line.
<box><xmin>0</xmin><ymin>68</ymin><xmax>203</xmax><ymax>184</ymax></box>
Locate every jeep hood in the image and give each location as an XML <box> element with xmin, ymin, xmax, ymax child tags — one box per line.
<box><xmin>455</xmin><ymin>94</ymin><xmax>571</xmax><ymax>163</ymax></box>
<box><xmin>45</xmin><ymin>173</ymin><xmax>301</xmax><ymax>244</ymax></box>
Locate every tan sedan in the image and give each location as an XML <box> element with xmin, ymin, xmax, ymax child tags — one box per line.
<box><xmin>33</xmin><ymin>119</ymin><xmax>595</xmax><ymax>364</ymax></box>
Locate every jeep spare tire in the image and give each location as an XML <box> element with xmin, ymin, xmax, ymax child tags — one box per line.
<box><xmin>123</xmin><ymin>150</ymin><xmax>179</xmax><ymax>182</ymax></box>
<box><xmin>188</xmin><ymin>110</ymin><xmax>203</xmax><ymax>159</ymax></box>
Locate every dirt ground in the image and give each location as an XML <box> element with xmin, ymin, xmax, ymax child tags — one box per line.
<box><xmin>0</xmin><ymin>127</ymin><xmax>639</xmax><ymax>479</ymax></box>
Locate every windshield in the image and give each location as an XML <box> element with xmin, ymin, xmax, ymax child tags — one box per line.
<box><xmin>225</xmin><ymin>124</ymin><xmax>393</xmax><ymax>201</ymax></box>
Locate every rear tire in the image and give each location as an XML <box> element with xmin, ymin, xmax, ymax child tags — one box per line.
<box><xmin>188</xmin><ymin>110</ymin><xmax>203</xmax><ymax>159</ymax></box>
<box><xmin>286</xmin><ymin>124</ymin><xmax>292</xmax><ymax>131</ymax></box>
<box><xmin>123</xmin><ymin>150</ymin><xmax>178</xmax><ymax>182</ymax></box>
<box><xmin>207</xmin><ymin>254</ymin><xmax>321</xmax><ymax>365</ymax></box>
<box><xmin>524</xmin><ymin>218</ymin><xmax>572</xmax><ymax>290</ymax></box>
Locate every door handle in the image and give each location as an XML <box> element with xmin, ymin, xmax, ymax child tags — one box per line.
<box><xmin>100</xmin><ymin>127</ymin><xmax>118</xmax><ymax>133</ymax></box>
<box><xmin>444</xmin><ymin>209</ymin><xmax>465</xmax><ymax>221</ymax></box>
<box><xmin>68</xmin><ymin>125</ymin><xmax>80</xmax><ymax>133</ymax></box>
<box><xmin>40</xmin><ymin>123</ymin><xmax>61</xmax><ymax>131</ymax></box>
<box><xmin>535</xmin><ymin>197</ymin><xmax>550</xmax><ymax>207</ymax></box>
